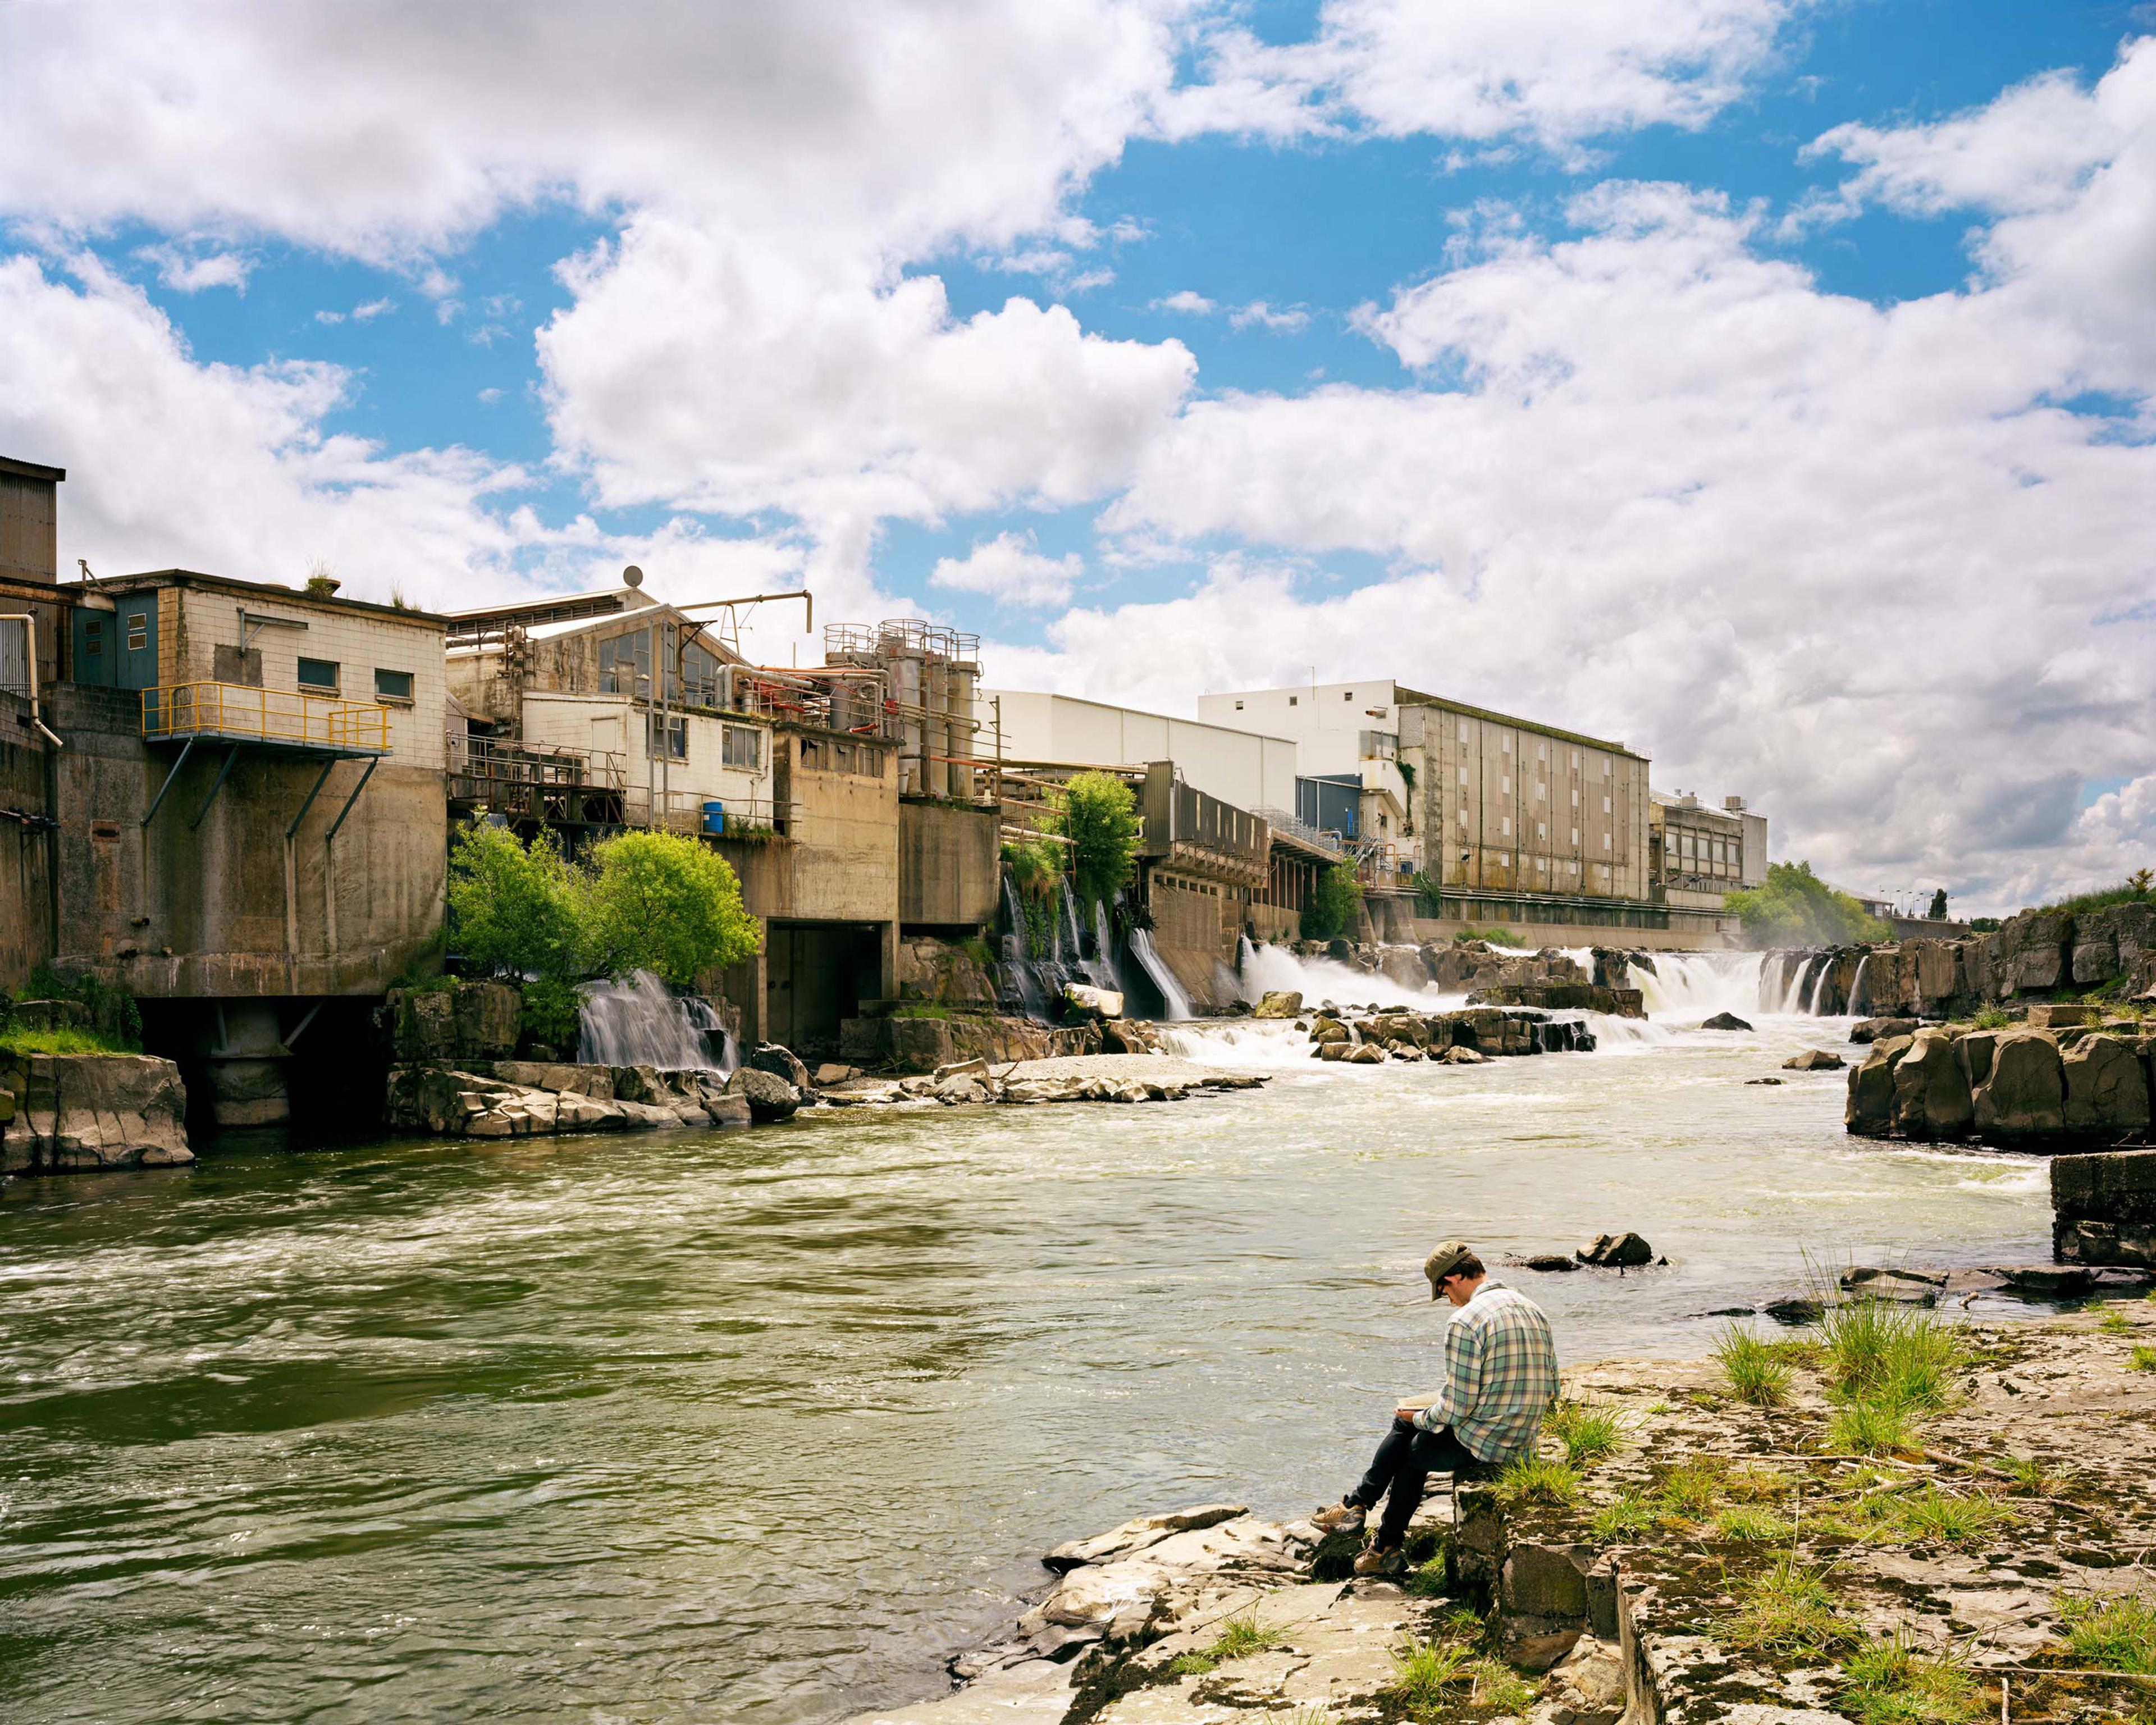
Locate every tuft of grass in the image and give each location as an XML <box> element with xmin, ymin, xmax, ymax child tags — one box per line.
<box><xmin>1716</xmin><ymin>1324</ymin><xmax>1793</xmax><ymax>1407</ymax></box>
<box><xmin>2057</xmin><ymin>1592</ymin><xmax>2156</xmax><ymax>1674</ymax></box>
<box><xmin>1725</xmin><ymin>1555</ymin><xmax>1860</xmax><ymax>1656</ymax></box>
<box><xmin>2130</xmin><ymin>1343</ymin><xmax>2156</xmax><ymax>1373</ymax></box>
<box><xmin>1168</xmin><ymin>1608</ymin><xmax>1282</xmax><ymax>1674</ymax></box>
<box><xmin>1545</xmin><ymin>1398</ymin><xmax>1623</xmax><ymax>1467</ymax></box>
<box><xmin>1388</xmin><ymin>1635</ymin><xmax>1475</xmax><ymax>1709</ymax></box>
<box><xmin>1724</xmin><ymin>1464</ymin><xmax>1789</xmax><ymax>1503</ymax></box>
<box><xmin>1472</xmin><ymin>1656</ymin><xmax>1536</xmax><ymax>1713</ymax></box>
<box><xmin>1968</xmin><ymin>1004</ymin><xmax>2011</xmax><ymax>1031</ymax></box>
<box><xmin>2100</xmin><ymin>1309</ymin><xmax>2131</xmax><ymax>1334</ymax></box>
<box><xmin>1889</xmin><ymin>1487</ymin><xmax>2013</xmax><ymax>1548</ymax></box>
<box><xmin>1840</xmin><ymin>1632</ymin><xmax>1982</xmax><ymax>1724</ymax></box>
<box><xmin>1829</xmin><ymin>1397</ymin><xmax>1921</xmax><ymax>1457</ymax></box>
<box><xmin>1712</xmin><ymin>1505</ymin><xmax>1794</xmax><ymax>1543</ymax></box>
<box><xmin>1819</xmin><ymin>1298</ymin><xmax>1963</xmax><ymax>1411</ymax></box>
<box><xmin>1589</xmin><ymin>1491</ymin><xmax>1657</xmax><ymax>1542</ymax></box>
<box><xmin>1407</xmin><ymin>1554</ymin><xmax>1450</xmax><ymax>1598</ymax></box>
<box><xmin>1657</xmin><ymin>1457</ymin><xmax>1726</xmax><ymax>1521</ymax></box>
<box><xmin>1999</xmin><ymin>1455</ymin><xmax>2053</xmax><ymax>1495</ymax></box>
<box><xmin>1497</xmin><ymin>1453</ymin><xmax>1579</xmax><ymax>1506</ymax></box>
<box><xmin>0</xmin><ymin>1025</ymin><xmax>134</xmax><ymax>1056</ymax></box>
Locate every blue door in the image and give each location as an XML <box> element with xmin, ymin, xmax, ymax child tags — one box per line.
<box><xmin>72</xmin><ymin>607</ymin><xmax>115</xmax><ymax>686</ymax></box>
<box><xmin>117</xmin><ymin>594</ymin><xmax>158</xmax><ymax>691</ymax></box>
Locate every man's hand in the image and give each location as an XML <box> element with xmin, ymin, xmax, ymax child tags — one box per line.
<box><xmin>1394</xmin><ymin>1402</ymin><xmax>1427</xmax><ymax>1423</ymax></box>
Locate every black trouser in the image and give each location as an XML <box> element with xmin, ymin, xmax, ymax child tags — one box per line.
<box><xmin>1347</xmin><ymin>1415</ymin><xmax>1482</xmax><ymax>1548</ymax></box>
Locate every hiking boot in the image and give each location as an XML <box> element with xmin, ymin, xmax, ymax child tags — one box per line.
<box><xmin>1309</xmin><ymin>1500</ymin><xmax>1366</xmax><ymax>1535</ymax></box>
<box><xmin>1353</xmin><ymin>1542</ymin><xmax>1406</xmax><ymax>1577</ymax></box>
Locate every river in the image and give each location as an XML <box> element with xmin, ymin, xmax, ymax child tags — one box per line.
<box><xmin>0</xmin><ymin>960</ymin><xmax>2051</xmax><ymax>1724</ymax></box>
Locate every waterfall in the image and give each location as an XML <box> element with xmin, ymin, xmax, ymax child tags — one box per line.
<box><xmin>1126</xmin><ymin>927</ymin><xmax>1193</xmax><ymax>1020</ymax></box>
<box><xmin>1236</xmin><ymin>933</ymin><xmax>1258</xmax><ymax>973</ymax></box>
<box><xmin>1805</xmin><ymin>954</ymin><xmax>1830</xmax><ymax>1015</ymax></box>
<box><xmin>1848</xmin><ymin>952</ymin><xmax>1874</xmax><ymax>1017</ymax></box>
<box><xmin>1631</xmin><ymin>952</ymin><xmax>1767</xmax><ymax>1019</ymax></box>
<box><xmin>578</xmin><ymin>970</ymin><xmax>736</xmax><ymax>1071</ymax></box>
<box><xmin>1233</xmin><ymin>940</ymin><xmax>1469</xmax><ymax>1014</ymax></box>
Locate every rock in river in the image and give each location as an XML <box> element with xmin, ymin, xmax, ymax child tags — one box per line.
<box><xmin>1783</xmin><ymin>1048</ymin><xmax>1845</xmax><ymax>1071</ymax></box>
<box><xmin>728</xmin><ymin>1067</ymin><xmax>802</xmax><ymax>1122</ymax></box>
<box><xmin>1577</xmin><ymin>1230</ymin><xmax>1653</xmax><ymax>1268</ymax></box>
<box><xmin>1700</xmin><ymin>1011</ymin><xmax>1753</xmax><ymax>1031</ymax></box>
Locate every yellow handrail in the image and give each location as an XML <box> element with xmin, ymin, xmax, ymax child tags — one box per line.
<box><xmin>140</xmin><ymin>681</ymin><xmax>393</xmax><ymax>753</ymax></box>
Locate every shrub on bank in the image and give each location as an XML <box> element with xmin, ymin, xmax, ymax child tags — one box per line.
<box><xmin>1042</xmin><ymin>772</ymin><xmax>1141</xmax><ymax>914</ymax></box>
<box><xmin>1724</xmin><ymin>861</ymin><xmax>1891</xmax><ymax>948</ymax></box>
<box><xmin>1303</xmin><ymin>862</ymin><xmax>1363</xmax><ymax>942</ymax></box>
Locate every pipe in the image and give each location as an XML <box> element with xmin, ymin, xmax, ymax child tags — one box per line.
<box><xmin>0</xmin><ymin>614</ymin><xmax>62</xmax><ymax>748</ymax></box>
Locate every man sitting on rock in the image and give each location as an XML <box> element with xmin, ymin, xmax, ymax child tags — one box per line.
<box><xmin>1312</xmin><ymin>1240</ymin><xmax>1559</xmax><ymax>1576</ymax></box>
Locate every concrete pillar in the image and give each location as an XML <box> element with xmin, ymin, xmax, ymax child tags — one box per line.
<box><xmin>877</xmin><ymin>918</ymin><xmax>899</xmax><ymax>1004</ymax></box>
<box><xmin>204</xmin><ymin>999</ymin><xmax>291</xmax><ymax>1128</ymax></box>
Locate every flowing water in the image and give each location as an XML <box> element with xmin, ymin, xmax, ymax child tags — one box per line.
<box><xmin>578</xmin><ymin>969</ymin><xmax>737</xmax><ymax>1073</ymax></box>
<box><xmin>0</xmin><ymin>984</ymin><xmax>2052</xmax><ymax>1725</ymax></box>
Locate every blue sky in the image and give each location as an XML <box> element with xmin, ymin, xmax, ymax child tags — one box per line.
<box><xmin>1</xmin><ymin>0</ymin><xmax>2153</xmax><ymax>910</ymax></box>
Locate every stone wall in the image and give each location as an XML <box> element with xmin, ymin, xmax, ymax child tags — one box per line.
<box><xmin>2052</xmin><ymin>1147</ymin><xmax>2156</xmax><ymax>1268</ymax></box>
<box><xmin>839</xmin><ymin>1011</ymin><xmax>1102</xmax><ymax>1073</ymax></box>
<box><xmin>1</xmin><ymin>1051</ymin><xmax>193</xmax><ymax>1172</ymax></box>
<box><xmin>1823</xmin><ymin>902</ymin><xmax>2156</xmax><ymax>1023</ymax></box>
<box><xmin>897</xmin><ymin>798</ymin><xmax>998</xmax><ymax>932</ymax></box>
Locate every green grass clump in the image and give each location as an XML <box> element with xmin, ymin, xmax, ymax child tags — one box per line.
<box><xmin>1715</xmin><ymin>1324</ymin><xmax>1793</xmax><ymax>1407</ymax></box>
<box><xmin>1497</xmin><ymin>1453</ymin><xmax>1579</xmax><ymax>1506</ymax></box>
<box><xmin>1406</xmin><ymin>1555</ymin><xmax>1450</xmax><ymax>1598</ymax></box>
<box><xmin>1840</xmin><ymin>1632</ymin><xmax>1981</xmax><ymax>1724</ymax></box>
<box><xmin>2099</xmin><ymin>1309</ymin><xmax>2131</xmax><ymax>1334</ymax></box>
<box><xmin>0</xmin><ymin>1026</ymin><xmax>134</xmax><ymax>1056</ymax></box>
<box><xmin>1999</xmin><ymin>1455</ymin><xmax>2053</xmax><ymax>1494</ymax></box>
<box><xmin>2057</xmin><ymin>1592</ymin><xmax>2156</xmax><ymax>1674</ymax></box>
<box><xmin>1723</xmin><ymin>1464</ymin><xmax>1789</xmax><ymax>1503</ymax></box>
<box><xmin>1889</xmin><ymin>1487</ymin><xmax>2012</xmax><ymax>1548</ymax></box>
<box><xmin>1711</xmin><ymin>1505</ymin><xmax>1794</xmax><ymax>1543</ymax></box>
<box><xmin>1725</xmin><ymin>1555</ymin><xmax>1858</xmax><ymax>1656</ymax></box>
<box><xmin>1168</xmin><ymin>1609</ymin><xmax>1282</xmax><ymax>1674</ymax></box>
<box><xmin>1472</xmin><ymin>1656</ymin><xmax>1535</xmax><ymax>1712</ymax></box>
<box><xmin>1545</xmin><ymin>1399</ymin><xmax>1623</xmax><ymax>1467</ymax></box>
<box><xmin>2130</xmin><ymin>1344</ymin><xmax>2156</xmax><ymax>1373</ymax></box>
<box><xmin>1589</xmin><ymin>1491</ymin><xmax>1657</xmax><ymax>1542</ymax></box>
<box><xmin>1388</xmin><ymin>1635</ymin><xmax>1474</xmax><ymax>1709</ymax></box>
<box><xmin>1968</xmin><ymin>1004</ymin><xmax>2011</xmax><ymax>1031</ymax></box>
<box><xmin>1819</xmin><ymin>1298</ymin><xmax>1963</xmax><ymax>1409</ymax></box>
<box><xmin>1657</xmin><ymin>1457</ymin><xmax>1726</xmax><ymax>1521</ymax></box>
<box><xmin>1828</xmin><ymin>1397</ymin><xmax>1921</xmax><ymax>1457</ymax></box>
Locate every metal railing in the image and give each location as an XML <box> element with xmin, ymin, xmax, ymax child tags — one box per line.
<box><xmin>1254</xmin><ymin>806</ymin><xmax>1347</xmax><ymax>859</ymax></box>
<box><xmin>143</xmin><ymin>681</ymin><xmax>392</xmax><ymax>753</ymax></box>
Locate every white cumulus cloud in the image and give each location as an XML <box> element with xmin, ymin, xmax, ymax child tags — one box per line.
<box><xmin>930</xmin><ymin>532</ymin><xmax>1085</xmax><ymax>608</ymax></box>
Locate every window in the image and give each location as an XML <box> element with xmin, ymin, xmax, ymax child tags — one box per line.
<box><xmin>1603</xmin><ymin>832</ymin><xmax>1612</xmax><ymax>850</ymax></box>
<box><xmin>1457</xmin><ymin>809</ymin><xmax>1467</xmax><ymax>828</ymax></box>
<box><xmin>1459</xmin><ymin>720</ymin><xmax>1469</xmax><ymax>741</ymax></box>
<box><xmin>1502</xmin><ymin>816</ymin><xmax>1511</xmax><ymax>836</ymax></box>
<box><xmin>1534</xmin><ymin>781</ymin><xmax>1545</xmax><ymax>800</ymax></box>
<box><xmin>1570</xmin><ymin>827</ymin><xmax>1579</xmax><ymax>845</ymax></box>
<box><xmin>1501</xmin><ymin>775</ymin><xmax>1510</xmax><ymax>793</ymax></box>
<box><xmin>1502</xmin><ymin>736</ymin><xmax>1513</xmax><ymax>754</ymax></box>
<box><xmin>298</xmin><ymin>656</ymin><xmax>339</xmax><ymax>691</ymax></box>
<box><xmin>1571</xmin><ymin>751</ymin><xmax>1580</xmax><ymax>768</ymax></box>
<box><xmin>1234</xmin><ymin>700</ymin><xmax>1243</xmax><ymax>710</ymax></box>
<box><xmin>126</xmin><ymin>613</ymin><xmax>149</xmax><ymax>652</ymax></box>
<box><xmin>1536</xmin><ymin>822</ymin><xmax>1546</xmax><ymax>840</ymax></box>
<box><xmin>1602</xmin><ymin>795</ymin><xmax>1611</xmax><ymax>814</ymax></box>
<box><xmin>599</xmin><ymin>632</ymin><xmax>650</xmax><ymax>696</ymax></box>
<box><xmin>647</xmin><ymin>714</ymin><xmax>687</xmax><ymax>759</ymax></box>
<box><xmin>1536</xmin><ymin>742</ymin><xmax>1545</xmax><ymax>761</ymax></box>
<box><xmin>1570</xmin><ymin>787</ymin><xmax>1579</xmax><ymax>807</ymax></box>
<box><xmin>374</xmin><ymin>668</ymin><xmax>414</xmax><ymax>702</ymax></box>
<box><xmin>1343</xmin><ymin>690</ymin><xmax>1354</xmax><ymax>701</ymax></box>
<box><xmin>721</xmin><ymin>724</ymin><xmax>762</xmax><ymax>771</ymax></box>
<box><xmin>1288</xmin><ymin>695</ymin><xmax>1298</xmax><ymax>706</ymax></box>
<box><xmin>1458</xmin><ymin>766</ymin><xmax>1468</xmax><ymax>784</ymax></box>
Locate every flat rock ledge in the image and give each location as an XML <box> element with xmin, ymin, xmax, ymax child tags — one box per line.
<box><xmin>843</xmin><ymin>1308</ymin><xmax>2156</xmax><ymax>1725</ymax></box>
<box><xmin>2</xmin><ymin>1052</ymin><xmax>193</xmax><ymax>1173</ymax></box>
<box><xmin>817</xmin><ymin>1054</ymin><xmax>1266</xmax><ymax>1111</ymax></box>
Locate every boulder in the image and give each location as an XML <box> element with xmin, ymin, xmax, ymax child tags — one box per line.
<box><xmin>1844</xmin><ymin>1034</ymin><xmax>1912</xmax><ymax>1137</ymax></box>
<box><xmin>1099</xmin><ymin>1019</ymin><xmax>1160</xmax><ymax>1055</ymax></box>
<box><xmin>750</xmin><ymin>1042</ymin><xmax>812</xmax><ymax>1090</ymax></box>
<box><xmin>1345</xmin><ymin>1043</ymin><xmax>1387</xmax><ymax>1064</ymax></box>
<box><xmin>0</xmin><ymin>1053</ymin><xmax>194</xmax><ymax>1172</ymax></box>
<box><xmin>1971</xmin><ymin>1030</ymin><xmax>2066</xmax><ymax>1142</ymax></box>
<box><xmin>1850</xmin><ymin>1016</ymin><xmax>1917</xmax><ymax>1045</ymax></box>
<box><xmin>812</xmin><ymin>1063</ymin><xmax>855</xmax><ymax>1086</ymax></box>
<box><xmin>1958</xmin><ymin>1029</ymin><xmax>2001</xmax><ymax>1089</ymax></box>
<box><xmin>885</xmin><ymin>1016</ymin><xmax>956</xmax><ymax>1073</ymax></box>
<box><xmin>1436</xmin><ymin>1044</ymin><xmax>1490</xmax><ymax>1065</ymax></box>
<box><xmin>1700</xmin><ymin>1012</ymin><xmax>1752</xmax><ymax>1032</ymax></box>
<box><xmin>1063</xmin><ymin>983</ymin><xmax>1124</xmax><ymax>1021</ymax></box>
<box><xmin>727</xmin><ymin>1066</ymin><xmax>802</xmax><ymax>1122</ymax></box>
<box><xmin>2025</xmin><ymin>1002</ymin><xmax>2094</xmax><ymax>1028</ymax></box>
<box><xmin>1840</xmin><ymin>1266</ymin><xmax>1944</xmax><ymax>1303</ymax></box>
<box><xmin>1577</xmin><ymin>1231</ymin><xmax>1653</xmax><ymax>1268</ymax></box>
<box><xmin>1250</xmin><ymin>989</ymin><xmax>1303</xmax><ymax>1019</ymax></box>
<box><xmin>1307</xmin><ymin>1015</ymin><xmax>1350</xmax><ymax>1043</ymax></box>
<box><xmin>1783</xmin><ymin>1049</ymin><xmax>1844</xmax><ymax>1071</ymax></box>
<box><xmin>1890</xmin><ymin>1027</ymin><xmax>1972</xmax><ymax>1142</ymax></box>
<box><xmin>1517</xmin><ymin>1253</ymin><xmax>1580</xmax><ymax>1273</ymax></box>
<box><xmin>2061</xmin><ymin>1035</ymin><xmax>2150</xmax><ymax>1139</ymax></box>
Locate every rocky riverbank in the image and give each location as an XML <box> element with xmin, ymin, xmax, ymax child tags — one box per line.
<box><xmin>1</xmin><ymin>1052</ymin><xmax>193</xmax><ymax>1172</ymax></box>
<box><xmin>843</xmin><ymin>1300</ymin><xmax>2156</xmax><ymax>1725</ymax></box>
<box><xmin>1250</xmin><ymin>991</ymin><xmax>1604</xmax><ymax>1062</ymax></box>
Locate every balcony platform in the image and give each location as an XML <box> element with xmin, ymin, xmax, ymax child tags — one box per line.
<box><xmin>141</xmin><ymin>681</ymin><xmax>392</xmax><ymax>759</ymax></box>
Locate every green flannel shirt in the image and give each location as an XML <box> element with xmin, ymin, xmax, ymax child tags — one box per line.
<box><xmin>1410</xmin><ymin>1280</ymin><xmax>1559</xmax><ymax>1463</ymax></box>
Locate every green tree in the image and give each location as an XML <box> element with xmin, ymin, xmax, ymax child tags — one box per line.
<box><xmin>1926</xmin><ymin>888</ymin><xmax>1948</xmax><ymax>919</ymax></box>
<box><xmin>445</xmin><ymin>824</ymin><xmax>587</xmax><ymax>981</ymax></box>
<box><xmin>1048</xmin><ymin>770</ymin><xmax>1143</xmax><ymax>912</ymax></box>
<box><xmin>582</xmin><ymin>829</ymin><xmax>762</xmax><ymax>986</ymax></box>
<box><xmin>1723</xmin><ymin>861</ymin><xmax>1891</xmax><ymax>948</ymax></box>
<box><xmin>1303</xmin><ymin>862</ymin><xmax>1365</xmax><ymax>941</ymax></box>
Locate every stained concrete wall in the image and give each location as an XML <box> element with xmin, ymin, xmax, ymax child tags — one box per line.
<box><xmin>1</xmin><ymin>701</ymin><xmax>57</xmax><ymax>991</ymax></box>
<box><xmin>899</xmin><ymin>798</ymin><xmax>998</xmax><ymax>932</ymax></box>
<box><xmin>47</xmin><ymin>683</ymin><xmax>445</xmax><ymax>996</ymax></box>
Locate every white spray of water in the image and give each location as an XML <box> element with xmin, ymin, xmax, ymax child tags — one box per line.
<box><xmin>578</xmin><ymin>969</ymin><xmax>736</xmax><ymax>1071</ymax></box>
<box><xmin>1628</xmin><ymin>951</ymin><xmax>1768</xmax><ymax>1020</ymax></box>
<box><xmin>1234</xmin><ymin>941</ymin><xmax>1470</xmax><ymax>1014</ymax></box>
<box><xmin>1127</xmin><ymin>927</ymin><xmax>1193</xmax><ymax>1020</ymax></box>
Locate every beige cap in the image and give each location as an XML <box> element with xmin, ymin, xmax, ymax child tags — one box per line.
<box><xmin>1424</xmin><ymin>1239</ymin><xmax>1473</xmax><ymax>1298</ymax></box>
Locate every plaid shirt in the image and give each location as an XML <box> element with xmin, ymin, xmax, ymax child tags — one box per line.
<box><xmin>1411</xmin><ymin>1280</ymin><xmax>1559</xmax><ymax>1463</ymax></box>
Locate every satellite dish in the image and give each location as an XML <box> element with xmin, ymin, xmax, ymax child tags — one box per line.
<box><xmin>623</xmin><ymin>565</ymin><xmax>645</xmax><ymax>588</ymax></box>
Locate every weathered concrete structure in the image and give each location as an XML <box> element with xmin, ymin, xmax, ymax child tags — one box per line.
<box><xmin>2052</xmin><ymin>1147</ymin><xmax>2156</xmax><ymax>1268</ymax></box>
<box><xmin>1648</xmin><ymin>788</ymin><xmax>1766</xmax><ymax>937</ymax></box>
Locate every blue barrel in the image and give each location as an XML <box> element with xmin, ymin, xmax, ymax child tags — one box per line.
<box><xmin>702</xmin><ymin>800</ymin><xmax>725</xmax><ymax>834</ymax></box>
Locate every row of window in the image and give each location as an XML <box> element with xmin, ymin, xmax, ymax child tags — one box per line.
<box><xmin>295</xmin><ymin>658</ymin><xmax>414</xmax><ymax>702</ymax></box>
<box><xmin>646</xmin><ymin>716</ymin><xmax>766</xmax><ymax>770</ymax></box>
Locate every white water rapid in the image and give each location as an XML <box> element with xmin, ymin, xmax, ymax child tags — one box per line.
<box><xmin>1628</xmin><ymin>951</ymin><xmax>1768</xmax><ymax>1020</ymax></box>
<box><xmin>577</xmin><ymin>969</ymin><xmax>737</xmax><ymax>1071</ymax></box>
